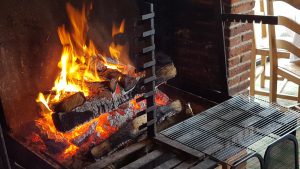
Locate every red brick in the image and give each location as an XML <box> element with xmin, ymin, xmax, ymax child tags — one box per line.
<box><xmin>227</xmin><ymin>31</ymin><xmax>253</xmax><ymax>48</ymax></box>
<box><xmin>228</xmin><ymin>56</ymin><xmax>240</xmax><ymax>67</ymax></box>
<box><xmin>225</xmin><ymin>0</ymin><xmax>255</xmax><ymax>96</ymax></box>
<box><xmin>240</xmin><ymin>51</ymin><xmax>251</xmax><ymax>62</ymax></box>
<box><xmin>229</xmin><ymin>79</ymin><xmax>250</xmax><ymax>95</ymax></box>
<box><xmin>228</xmin><ymin>42</ymin><xmax>252</xmax><ymax>58</ymax></box>
<box><xmin>226</xmin><ymin>23</ymin><xmax>253</xmax><ymax>37</ymax></box>
<box><xmin>228</xmin><ymin>61</ymin><xmax>251</xmax><ymax>77</ymax></box>
<box><xmin>228</xmin><ymin>71</ymin><xmax>250</xmax><ymax>87</ymax></box>
<box><xmin>230</xmin><ymin>1</ymin><xmax>255</xmax><ymax>14</ymax></box>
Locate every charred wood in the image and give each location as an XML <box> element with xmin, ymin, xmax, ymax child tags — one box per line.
<box><xmin>86</xmin><ymin>140</ymin><xmax>151</xmax><ymax>169</ymax></box>
<box><xmin>52</xmin><ymin>111</ymin><xmax>94</xmax><ymax>132</ymax></box>
<box><xmin>156</xmin><ymin>63</ymin><xmax>177</xmax><ymax>85</ymax></box>
<box><xmin>71</xmin><ymin>121</ymin><xmax>98</xmax><ymax>146</ymax></box>
<box><xmin>52</xmin><ymin>93</ymin><xmax>132</xmax><ymax>132</ymax></box>
<box><xmin>99</xmin><ymin>69</ymin><xmax>138</xmax><ymax>91</ymax></box>
<box><xmin>91</xmin><ymin>100</ymin><xmax>182</xmax><ymax>158</ymax></box>
<box><xmin>51</xmin><ymin>92</ymin><xmax>86</xmax><ymax>113</ymax></box>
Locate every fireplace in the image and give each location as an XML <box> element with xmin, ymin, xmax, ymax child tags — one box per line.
<box><xmin>0</xmin><ymin>0</ymin><xmax>255</xmax><ymax>169</ymax></box>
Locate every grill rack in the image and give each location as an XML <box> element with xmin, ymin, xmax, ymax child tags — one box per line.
<box><xmin>160</xmin><ymin>95</ymin><xmax>300</xmax><ymax>167</ymax></box>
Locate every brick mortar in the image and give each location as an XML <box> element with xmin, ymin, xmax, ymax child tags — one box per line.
<box><xmin>227</xmin><ymin>29</ymin><xmax>253</xmax><ymax>40</ymax></box>
<box><xmin>228</xmin><ymin>39</ymin><xmax>253</xmax><ymax>50</ymax></box>
<box><xmin>229</xmin><ymin>79</ymin><xmax>250</xmax><ymax>90</ymax></box>
<box><xmin>228</xmin><ymin>70</ymin><xmax>250</xmax><ymax>81</ymax></box>
<box><xmin>228</xmin><ymin>50</ymin><xmax>252</xmax><ymax>61</ymax></box>
<box><xmin>229</xmin><ymin>60</ymin><xmax>251</xmax><ymax>71</ymax></box>
<box><xmin>231</xmin><ymin>0</ymin><xmax>256</xmax><ymax>7</ymax></box>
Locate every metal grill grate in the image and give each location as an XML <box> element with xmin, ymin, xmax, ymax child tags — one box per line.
<box><xmin>160</xmin><ymin>95</ymin><xmax>300</xmax><ymax>166</ymax></box>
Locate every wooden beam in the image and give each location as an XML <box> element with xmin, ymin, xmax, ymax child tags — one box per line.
<box><xmin>173</xmin><ymin>158</ymin><xmax>199</xmax><ymax>169</ymax></box>
<box><xmin>85</xmin><ymin>140</ymin><xmax>151</xmax><ymax>169</ymax></box>
<box><xmin>190</xmin><ymin>158</ymin><xmax>219</xmax><ymax>169</ymax></box>
<box><xmin>120</xmin><ymin>150</ymin><xmax>169</xmax><ymax>169</ymax></box>
<box><xmin>153</xmin><ymin>157</ymin><xmax>184</xmax><ymax>169</ymax></box>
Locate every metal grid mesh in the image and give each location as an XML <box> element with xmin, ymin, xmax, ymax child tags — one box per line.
<box><xmin>160</xmin><ymin>95</ymin><xmax>300</xmax><ymax>165</ymax></box>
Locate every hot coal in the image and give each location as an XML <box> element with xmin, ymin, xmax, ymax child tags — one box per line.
<box><xmin>91</xmin><ymin>100</ymin><xmax>182</xmax><ymax>158</ymax></box>
<box><xmin>71</xmin><ymin>121</ymin><xmax>98</xmax><ymax>146</ymax></box>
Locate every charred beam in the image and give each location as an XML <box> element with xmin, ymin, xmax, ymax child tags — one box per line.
<box><xmin>51</xmin><ymin>92</ymin><xmax>86</xmax><ymax>113</ymax></box>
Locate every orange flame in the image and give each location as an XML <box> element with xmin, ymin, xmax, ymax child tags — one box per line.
<box><xmin>36</xmin><ymin>3</ymin><xmax>127</xmax><ymax>108</ymax></box>
<box><xmin>33</xmin><ymin>2</ymin><xmax>133</xmax><ymax>160</ymax></box>
<box><xmin>109</xmin><ymin>20</ymin><xmax>126</xmax><ymax>61</ymax></box>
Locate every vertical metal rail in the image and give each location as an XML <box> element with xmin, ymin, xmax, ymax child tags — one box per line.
<box><xmin>0</xmin><ymin>125</ymin><xmax>11</xmax><ymax>169</ymax></box>
<box><xmin>137</xmin><ymin>2</ymin><xmax>157</xmax><ymax>137</ymax></box>
<box><xmin>214</xmin><ymin>0</ymin><xmax>230</xmax><ymax>100</ymax></box>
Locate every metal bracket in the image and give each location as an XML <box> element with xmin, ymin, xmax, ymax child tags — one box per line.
<box><xmin>221</xmin><ymin>14</ymin><xmax>279</xmax><ymax>24</ymax></box>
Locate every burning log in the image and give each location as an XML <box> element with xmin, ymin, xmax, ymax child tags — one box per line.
<box><xmin>91</xmin><ymin>100</ymin><xmax>182</xmax><ymax>158</ymax></box>
<box><xmin>52</xmin><ymin>94</ymin><xmax>131</xmax><ymax>132</ymax></box>
<box><xmin>71</xmin><ymin>121</ymin><xmax>98</xmax><ymax>146</ymax></box>
<box><xmin>50</xmin><ymin>62</ymin><xmax>176</xmax><ymax>132</ymax></box>
<box><xmin>99</xmin><ymin>68</ymin><xmax>138</xmax><ymax>91</ymax></box>
<box><xmin>52</xmin><ymin>110</ymin><xmax>95</xmax><ymax>132</ymax></box>
<box><xmin>51</xmin><ymin>92</ymin><xmax>86</xmax><ymax>113</ymax></box>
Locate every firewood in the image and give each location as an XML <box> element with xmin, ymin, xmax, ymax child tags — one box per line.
<box><xmin>71</xmin><ymin>121</ymin><xmax>98</xmax><ymax>146</ymax></box>
<box><xmin>84</xmin><ymin>82</ymin><xmax>112</xmax><ymax>96</ymax></box>
<box><xmin>52</xmin><ymin>92</ymin><xmax>132</xmax><ymax>132</ymax></box>
<box><xmin>132</xmin><ymin>100</ymin><xmax>182</xmax><ymax>130</ymax></box>
<box><xmin>52</xmin><ymin>110</ymin><xmax>95</xmax><ymax>132</ymax></box>
<box><xmin>91</xmin><ymin>100</ymin><xmax>182</xmax><ymax>158</ymax></box>
<box><xmin>156</xmin><ymin>63</ymin><xmax>177</xmax><ymax>85</ymax></box>
<box><xmin>119</xmin><ymin>75</ymin><xmax>138</xmax><ymax>91</ymax></box>
<box><xmin>86</xmin><ymin>140</ymin><xmax>151</xmax><ymax>169</ymax></box>
<box><xmin>51</xmin><ymin>92</ymin><xmax>86</xmax><ymax>113</ymax></box>
<box><xmin>90</xmin><ymin>122</ymin><xmax>136</xmax><ymax>158</ymax></box>
<box><xmin>185</xmin><ymin>103</ymin><xmax>194</xmax><ymax>117</ymax></box>
<box><xmin>29</xmin><ymin>123</ymin><xmax>69</xmax><ymax>155</ymax></box>
<box><xmin>99</xmin><ymin>68</ymin><xmax>138</xmax><ymax>91</ymax></box>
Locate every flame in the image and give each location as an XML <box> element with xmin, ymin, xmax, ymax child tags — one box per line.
<box><xmin>36</xmin><ymin>93</ymin><xmax>51</xmax><ymax>111</ymax></box>
<box><xmin>112</xmin><ymin>20</ymin><xmax>125</xmax><ymax>37</ymax></box>
<box><xmin>36</xmin><ymin>3</ymin><xmax>127</xmax><ymax>108</ymax></box>
<box><xmin>33</xmin><ymin>2</ymin><xmax>136</xmax><ymax>161</ymax></box>
<box><xmin>109</xmin><ymin>20</ymin><xmax>126</xmax><ymax>61</ymax></box>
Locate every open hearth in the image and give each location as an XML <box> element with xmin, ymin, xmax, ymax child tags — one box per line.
<box><xmin>0</xmin><ymin>0</ymin><xmax>250</xmax><ymax>168</ymax></box>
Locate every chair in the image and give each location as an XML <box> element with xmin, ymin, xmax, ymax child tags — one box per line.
<box><xmin>266</xmin><ymin>0</ymin><xmax>300</xmax><ymax>102</ymax></box>
<box><xmin>250</xmin><ymin>0</ymin><xmax>290</xmax><ymax>99</ymax></box>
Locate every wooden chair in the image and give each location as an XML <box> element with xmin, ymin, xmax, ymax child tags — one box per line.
<box><xmin>250</xmin><ymin>0</ymin><xmax>290</xmax><ymax>98</ymax></box>
<box><xmin>266</xmin><ymin>0</ymin><xmax>300</xmax><ymax>102</ymax></box>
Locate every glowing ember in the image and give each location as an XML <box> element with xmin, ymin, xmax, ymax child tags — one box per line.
<box><xmin>30</xmin><ymin>1</ymin><xmax>169</xmax><ymax>163</ymax></box>
<box><xmin>33</xmin><ymin>2</ymin><xmax>132</xmax><ymax>160</ymax></box>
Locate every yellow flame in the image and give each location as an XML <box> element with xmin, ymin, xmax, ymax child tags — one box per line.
<box><xmin>36</xmin><ymin>93</ymin><xmax>51</xmax><ymax>111</ymax></box>
<box><xmin>109</xmin><ymin>20</ymin><xmax>126</xmax><ymax>61</ymax></box>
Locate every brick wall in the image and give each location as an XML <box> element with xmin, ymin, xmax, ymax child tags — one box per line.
<box><xmin>224</xmin><ymin>0</ymin><xmax>255</xmax><ymax>95</ymax></box>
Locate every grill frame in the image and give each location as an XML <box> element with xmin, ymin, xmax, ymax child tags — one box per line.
<box><xmin>159</xmin><ymin>95</ymin><xmax>300</xmax><ymax>167</ymax></box>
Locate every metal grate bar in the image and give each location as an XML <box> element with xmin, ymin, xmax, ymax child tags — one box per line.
<box><xmin>160</xmin><ymin>95</ymin><xmax>300</xmax><ymax>165</ymax></box>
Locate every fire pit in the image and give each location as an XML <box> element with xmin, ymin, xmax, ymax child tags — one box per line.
<box><xmin>0</xmin><ymin>0</ymin><xmax>257</xmax><ymax>168</ymax></box>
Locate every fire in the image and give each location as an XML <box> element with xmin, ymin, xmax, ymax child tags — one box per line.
<box><xmin>33</xmin><ymin>2</ymin><xmax>129</xmax><ymax>160</ymax></box>
<box><xmin>36</xmin><ymin>3</ymin><xmax>126</xmax><ymax>108</ymax></box>
<box><xmin>109</xmin><ymin>20</ymin><xmax>126</xmax><ymax>61</ymax></box>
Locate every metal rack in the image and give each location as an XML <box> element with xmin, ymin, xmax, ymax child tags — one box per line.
<box><xmin>136</xmin><ymin>1</ymin><xmax>157</xmax><ymax>137</ymax></box>
<box><xmin>160</xmin><ymin>95</ymin><xmax>300</xmax><ymax>168</ymax></box>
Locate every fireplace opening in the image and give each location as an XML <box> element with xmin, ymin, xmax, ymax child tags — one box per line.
<box><xmin>0</xmin><ymin>0</ymin><xmax>237</xmax><ymax>168</ymax></box>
